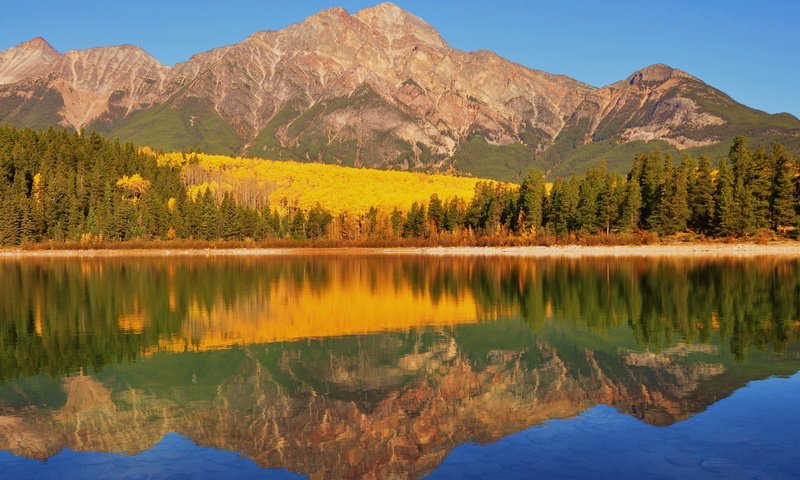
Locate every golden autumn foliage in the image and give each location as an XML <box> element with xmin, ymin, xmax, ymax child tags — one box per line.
<box><xmin>116</xmin><ymin>173</ymin><xmax>151</xmax><ymax>199</ymax></box>
<box><xmin>137</xmin><ymin>146</ymin><xmax>158</xmax><ymax>158</ymax></box>
<box><xmin>159</xmin><ymin>152</ymin><xmax>490</xmax><ymax>214</ymax></box>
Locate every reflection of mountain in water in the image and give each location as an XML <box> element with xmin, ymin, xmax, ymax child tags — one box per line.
<box><xmin>0</xmin><ymin>257</ymin><xmax>798</xmax><ymax>478</ymax></box>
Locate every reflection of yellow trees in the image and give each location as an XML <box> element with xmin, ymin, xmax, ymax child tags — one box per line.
<box><xmin>163</xmin><ymin>152</ymin><xmax>486</xmax><ymax>213</ymax></box>
<box><xmin>158</xmin><ymin>264</ymin><xmax>481</xmax><ymax>351</ymax></box>
<box><xmin>118</xmin><ymin>313</ymin><xmax>151</xmax><ymax>334</ymax></box>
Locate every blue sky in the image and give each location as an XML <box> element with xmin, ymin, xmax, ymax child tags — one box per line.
<box><xmin>2</xmin><ymin>0</ymin><xmax>798</xmax><ymax>116</ymax></box>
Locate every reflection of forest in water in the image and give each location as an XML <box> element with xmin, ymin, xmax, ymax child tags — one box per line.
<box><xmin>0</xmin><ymin>256</ymin><xmax>798</xmax><ymax>379</ymax></box>
<box><xmin>0</xmin><ymin>256</ymin><xmax>799</xmax><ymax>479</ymax></box>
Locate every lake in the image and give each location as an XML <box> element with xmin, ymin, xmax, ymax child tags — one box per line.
<box><xmin>0</xmin><ymin>255</ymin><xmax>798</xmax><ymax>479</ymax></box>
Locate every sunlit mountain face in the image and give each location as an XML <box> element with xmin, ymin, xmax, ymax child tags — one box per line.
<box><xmin>0</xmin><ymin>256</ymin><xmax>798</xmax><ymax>479</ymax></box>
<box><xmin>2</xmin><ymin>4</ymin><xmax>799</xmax><ymax>180</ymax></box>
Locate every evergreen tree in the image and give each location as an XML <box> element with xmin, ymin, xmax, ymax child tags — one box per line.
<box><xmin>442</xmin><ymin>199</ymin><xmax>464</xmax><ymax>232</ymax></box>
<box><xmin>577</xmin><ymin>166</ymin><xmax>609</xmax><ymax>233</ymax></box>
<box><xmin>289</xmin><ymin>209</ymin><xmax>307</xmax><ymax>240</ymax></box>
<box><xmin>0</xmin><ymin>193</ymin><xmax>20</xmax><ymax>245</ymax></box>
<box><xmin>750</xmin><ymin>147</ymin><xmax>772</xmax><ymax>230</ymax></box>
<box><xmin>769</xmin><ymin>144</ymin><xmax>797</xmax><ymax>233</ymax></box>
<box><xmin>66</xmin><ymin>194</ymin><xmax>84</xmax><ymax>241</ymax></box>
<box><xmin>516</xmin><ymin>169</ymin><xmax>546</xmax><ymax>234</ymax></box>
<box><xmin>220</xmin><ymin>192</ymin><xmax>242</xmax><ymax>240</ymax></box>
<box><xmin>427</xmin><ymin>194</ymin><xmax>445</xmax><ymax>231</ymax></box>
<box><xmin>20</xmin><ymin>206</ymin><xmax>37</xmax><ymax>244</ymax></box>
<box><xmin>546</xmin><ymin>177</ymin><xmax>580</xmax><ymax>236</ymax></box>
<box><xmin>597</xmin><ymin>172</ymin><xmax>619</xmax><ymax>234</ymax></box>
<box><xmin>660</xmin><ymin>160</ymin><xmax>689</xmax><ymax>235</ymax></box>
<box><xmin>403</xmin><ymin>202</ymin><xmax>427</xmax><ymax>238</ymax></box>
<box><xmin>714</xmin><ymin>159</ymin><xmax>738</xmax><ymax>237</ymax></box>
<box><xmin>307</xmin><ymin>203</ymin><xmax>333</xmax><ymax>239</ymax></box>
<box><xmin>390</xmin><ymin>207</ymin><xmax>404</xmax><ymax>237</ymax></box>
<box><xmin>619</xmin><ymin>176</ymin><xmax>642</xmax><ymax>232</ymax></box>
<box><xmin>198</xmin><ymin>188</ymin><xmax>219</xmax><ymax>240</ymax></box>
<box><xmin>546</xmin><ymin>179</ymin><xmax>568</xmax><ymax>236</ymax></box>
<box><xmin>729</xmin><ymin>136</ymin><xmax>756</xmax><ymax>235</ymax></box>
<box><xmin>636</xmin><ymin>151</ymin><xmax>664</xmax><ymax>231</ymax></box>
<box><xmin>689</xmin><ymin>155</ymin><xmax>715</xmax><ymax>234</ymax></box>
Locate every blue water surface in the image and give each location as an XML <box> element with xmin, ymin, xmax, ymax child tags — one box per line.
<box><xmin>428</xmin><ymin>372</ymin><xmax>800</xmax><ymax>479</ymax></box>
<box><xmin>0</xmin><ymin>433</ymin><xmax>303</xmax><ymax>480</ymax></box>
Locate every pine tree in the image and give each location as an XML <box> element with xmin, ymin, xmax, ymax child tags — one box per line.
<box><xmin>577</xmin><ymin>174</ymin><xmax>599</xmax><ymax>233</ymax></box>
<box><xmin>0</xmin><ymin>193</ymin><xmax>21</xmax><ymax>245</ymax></box>
<box><xmin>636</xmin><ymin>151</ymin><xmax>664</xmax><ymax>231</ymax></box>
<box><xmin>769</xmin><ymin>144</ymin><xmax>797</xmax><ymax>233</ymax></box>
<box><xmin>729</xmin><ymin>136</ymin><xmax>756</xmax><ymax>235</ymax></box>
<box><xmin>289</xmin><ymin>209</ymin><xmax>307</xmax><ymax>240</ymax></box>
<box><xmin>403</xmin><ymin>202</ymin><xmax>427</xmax><ymax>238</ymax></box>
<box><xmin>198</xmin><ymin>188</ymin><xmax>219</xmax><ymax>240</ymax></box>
<box><xmin>20</xmin><ymin>206</ymin><xmax>37</xmax><ymax>244</ymax></box>
<box><xmin>546</xmin><ymin>179</ymin><xmax>568</xmax><ymax>236</ymax></box>
<box><xmin>66</xmin><ymin>194</ymin><xmax>85</xmax><ymax>241</ymax></box>
<box><xmin>307</xmin><ymin>203</ymin><xmax>333</xmax><ymax>239</ymax></box>
<box><xmin>619</xmin><ymin>176</ymin><xmax>642</xmax><ymax>232</ymax></box>
<box><xmin>660</xmin><ymin>160</ymin><xmax>689</xmax><ymax>235</ymax></box>
<box><xmin>443</xmin><ymin>199</ymin><xmax>463</xmax><ymax>232</ymax></box>
<box><xmin>427</xmin><ymin>194</ymin><xmax>445</xmax><ymax>232</ymax></box>
<box><xmin>220</xmin><ymin>192</ymin><xmax>242</xmax><ymax>240</ymax></box>
<box><xmin>546</xmin><ymin>177</ymin><xmax>581</xmax><ymax>236</ymax></box>
<box><xmin>689</xmin><ymin>155</ymin><xmax>715</xmax><ymax>234</ymax></box>
<box><xmin>389</xmin><ymin>208</ymin><xmax>404</xmax><ymax>237</ymax></box>
<box><xmin>750</xmin><ymin>147</ymin><xmax>772</xmax><ymax>231</ymax></box>
<box><xmin>516</xmin><ymin>169</ymin><xmax>546</xmax><ymax>234</ymax></box>
<box><xmin>714</xmin><ymin>159</ymin><xmax>738</xmax><ymax>237</ymax></box>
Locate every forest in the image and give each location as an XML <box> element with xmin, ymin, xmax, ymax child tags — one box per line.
<box><xmin>0</xmin><ymin>126</ymin><xmax>797</xmax><ymax>246</ymax></box>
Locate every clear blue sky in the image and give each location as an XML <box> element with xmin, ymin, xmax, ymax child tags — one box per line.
<box><xmin>2</xmin><ymin>0</ymin><xmax>798</xmax><ymax>117</ymax></box>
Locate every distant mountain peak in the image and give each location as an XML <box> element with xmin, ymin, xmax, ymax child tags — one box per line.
<box><xmin>0</xmin><ymin>36</ymin><xmax>61</xmax><ymax>85</ymax></box>
<box><xmin>356</xmin><ymin>2</ymin><xmax>414</xmax><ymax>21</ymax></box>
<box><xmin>623</xmin><ymin>63</ymin><xmax>693</xmax><ymax>86</ymax></box>
<box><xmin>19</xmin><ymin>36</ymin><xmax>59</xmax><ymax>54</ymax></box>
<box><xmin>354</xmin><ymin>2</ymin><xmax>448</xmax><ymax>48</ymax></box>
<box><xmin>314</xmin><ymin>6</ymin><xmax>350</xmax><ymax>19</ymax></box>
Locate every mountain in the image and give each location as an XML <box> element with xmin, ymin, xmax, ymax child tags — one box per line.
<box><xmin>1</xmin><ymin>3</ymin><xmax>798</xmax><ymax>181</ymax></box>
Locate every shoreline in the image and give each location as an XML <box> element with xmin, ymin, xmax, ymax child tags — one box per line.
<box><xmin>0</xmin><ymin>243</ymin><xmax>798</xmax><ymax>258</ymax></box>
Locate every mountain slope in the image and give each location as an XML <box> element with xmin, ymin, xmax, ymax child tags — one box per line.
<box><xmin>0</xmin><ymin>3</ymin><xmax>798</xmax><ymax>180</ymax></box>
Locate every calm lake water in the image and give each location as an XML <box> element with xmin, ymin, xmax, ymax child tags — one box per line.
<box><xmin>0</xmin><ymin>255</ymin><xmax>798</xmax><ymax>479</ymax></box>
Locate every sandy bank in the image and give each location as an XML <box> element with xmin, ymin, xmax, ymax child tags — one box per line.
<box><xmin>0</xmin><ymin>243</ymin><xmax>798</xmax><ymax>258</ymax></box>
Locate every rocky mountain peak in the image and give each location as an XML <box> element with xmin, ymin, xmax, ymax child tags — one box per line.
<box><xmin>19</xmin><ymin>36</ymin><xmax>59</xmax><ymax>54</ymax></box>
<box><xmin>61</xmin><ymin>44</ymin><xmax>162</xmax><ymax>65</ymax></box>
<box><xmin>620</xmin><ymin>63</ymin><xmax>692</xmax><ymax>87</ymax></box>
<box><xmin>316</xmin><ymin>6</ymin><xmax>350</xmax><ymax>18</ymax></box>
<box><xmin>0</xmin><ymin>36</ymin><xmax>61</xmax><ymax>84</ymax></box>
<box><xmin>354</xmin><ymin>2</ymin><xmax>448</xmax><ymax>49</ymax></box>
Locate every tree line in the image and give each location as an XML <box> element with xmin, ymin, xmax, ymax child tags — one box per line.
<box><xmin>0</xmin><ymin>126</ymin><xmax>797</xmax><ymax>246</ymax></box>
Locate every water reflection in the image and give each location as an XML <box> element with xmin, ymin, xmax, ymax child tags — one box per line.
<box><xmin>0</xmin><ymin>256</ymin><xmax>798</xmax><ymax>478</ymax></box>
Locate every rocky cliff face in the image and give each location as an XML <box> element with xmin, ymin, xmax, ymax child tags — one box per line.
<box><xmin>1</xmin><ymin>3</ymin><xmax>798</xmax><ymax>179</ymax></box>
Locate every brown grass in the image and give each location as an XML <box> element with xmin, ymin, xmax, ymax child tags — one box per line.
<box><xmin>7</xmin><ymin>232</ymin><xmax>797</xmax><ymax>251</ymax></box>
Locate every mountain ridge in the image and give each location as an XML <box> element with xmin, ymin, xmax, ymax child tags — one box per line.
<box><xmin>1</xmin><ymin>2</ymin><xmax>798</xmax><ymax>180</ymax></box>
